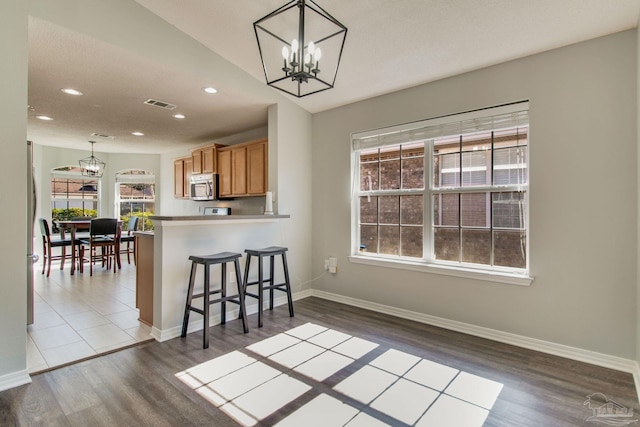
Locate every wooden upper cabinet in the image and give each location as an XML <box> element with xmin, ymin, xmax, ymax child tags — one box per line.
<box><xmin>247</xmin><ymin>140</ymin><xmax>267</xmax><ymax>195</ymax></box>
<box><xmin>231</xmin><ymin>147</ymin><xmax>247</xmax><ymax>195</ymax></box>
<box><xmin>173</xmin><ymin>156</ymin><xmax>192</xmax><ymax>198</ymax></box>
<box><xmin>202</xmin><ymin>146</ymin><xmax>217</xmax><ymax>174</ymax></box>
<box><xmin>183</xmin><ymin>157</ymin><xmax>193</xmax><ymax>197</ymax></box>
<box><xmin>192</xmin><ymin>150</ymin><xmax>203</xmax><ymax>174</ymax></box>
<box><xmin>217</xmin><ymin>138</ymin><xmax>267</xmax><ymax>197</ymax></box>
<box><xmin>192</xmin><ymin>144</ymin><xmax>218</xmax><ymax>175</ymax></box>
<box><xmin>218</xmin><ymin>149</ymin><xmax>232</xmax><ymax>197</ymax></box>
<box><xmin>174</xmin><ymin>159</ymin><xmax>185</xmax><ymax>197</ymax></box>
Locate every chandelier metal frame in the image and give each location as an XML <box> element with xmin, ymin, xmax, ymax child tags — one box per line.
<box><xmin>79</xmin><ymin>140</ymin><xmax>106</xmax><ymax>178</ymax></box>
<box><xmin>253</xmin><ymin>0</ymin><xmax>347</xmax><ymax>97</ymax></box>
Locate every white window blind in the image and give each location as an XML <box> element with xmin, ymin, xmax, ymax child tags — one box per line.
<box><xmin>352</xmin><ymin>101</ymin><xmax>529</xmax><ymax>152</ymax></box>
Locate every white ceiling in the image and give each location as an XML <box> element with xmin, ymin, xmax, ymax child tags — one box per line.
<box><xmin>28</xmin><ymin>0</ymin><xmax>640</xmax><ymax>154</ymax></box>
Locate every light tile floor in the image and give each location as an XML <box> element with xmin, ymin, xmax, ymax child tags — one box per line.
<box><xmin>176</xmin><ymin>322</ymin><xmax>504</xmax><ymax>426</ymax></box>
<box><xmin>28</xmin><ymin>259</ymin><xmax>152</xmax><ymax>373</ymax></box>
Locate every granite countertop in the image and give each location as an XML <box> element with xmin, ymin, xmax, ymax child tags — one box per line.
<box><xmin>149</xmin><ymin>214</ymin><xmax>290</xmax><ymax>221</ymax></box>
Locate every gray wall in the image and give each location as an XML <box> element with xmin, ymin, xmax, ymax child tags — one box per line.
<box><xmin>0</xmin><ymin>0</ymin><xmax>28</xmax><ymax>385</ymax></box>
<box><xmin>312</xmin><ymin>30</ymin><xmax>638</xmax><ymax>358</ymax></box>
<box><xmin>637</xmin><ymin>24</ymin><xmax>640</xmax><ymax>369</ymax></box>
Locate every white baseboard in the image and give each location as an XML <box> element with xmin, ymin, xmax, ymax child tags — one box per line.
<box><xmin>0</xmin><ymin>369</ymin><xmax>31</xmax><ymax>392</ymax></box>
<box><xmin>632</xmin><ymin>363</ymin><xmax>640</xmax><ymax>405</ymax></box>
<box><xmin>310</xmin><ymin>289</ymin><xmax>640</xmax><ymax>376</ymax></box>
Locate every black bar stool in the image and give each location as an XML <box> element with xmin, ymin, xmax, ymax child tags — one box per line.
<box><xmin>242</xmin><ymin>246</ymin><xmax>294</xmax><ymax>327</ymax></box>
<box><xmin>181</xmin><ymin>251</ymin><xmax>249</xmax><ymax>349</ymax></box>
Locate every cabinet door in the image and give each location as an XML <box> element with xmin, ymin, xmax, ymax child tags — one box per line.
<box><xmin>192</xmin><ymin>150</ymin><xmax>203</xmax><ymax>174</ymax></box>
<box><xmin>135</xmin><ymin>234</ymin><xmax>154</xmax><ymax>325</ymax></box>
<box><xmin>174</xmin><ymin>159</ymin><xmax>184</xmax><ymax>197</ymax></box>
<box><xmin>218</xmin><ymin>150</ymin><xmax>232</xmax><ymax>197</ymax></box>
<box><xmin>247</xmin><ymin>141</ymin><xmax>267</xmax><ymax>195</ymax></box>
<box><xmin>202</xmin><ymin>146</ymin><xmax>216</xmax><ymax>174</ymax></box>
<box><xmin>183</xmin><ymin>158</ymin><xmax>193</xmax><ymax>197</ymax></box>
<box><xmin>231</xmin><ymin>147</ymin><xmax>247</xmax><ymax>195</ymax></box>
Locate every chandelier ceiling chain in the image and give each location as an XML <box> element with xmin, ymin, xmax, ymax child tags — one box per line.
<box><xmin>79</xmin><ymin>140</ymin><xmax>106</xmax><ymax>178</ymax></box>
<box><xmin>253</xmin><ymin>0</ymin><xmax>347</xmax><ymax>98</ymax></box>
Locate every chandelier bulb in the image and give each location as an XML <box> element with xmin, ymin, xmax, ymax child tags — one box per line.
<box><xmin>282</xmin><ymin>46</ymin><xmax>289</xmax><ymax>59</ymax></box>
<box><xmin>308</xmin><ymin>41</ymin><xmax>315</xmax><ymax>55</ymax></box>
<box><xmin>313</xmin><ymin>47</ymin><xmax>322</xmax><ymax>74</ymax></box>
<box><xmin>291</xmin><ymin>38</ymin><xmax>298</xmax><ymax>52</ymax></box>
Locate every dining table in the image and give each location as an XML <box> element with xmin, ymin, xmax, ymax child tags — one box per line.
<box><xmin>58</xmin><ymin>219</ymin><xmax>122</xmax><ymax>275</ymax></box>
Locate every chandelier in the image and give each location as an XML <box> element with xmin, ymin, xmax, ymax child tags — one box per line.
<box><xmin>253</xmin><ymin>0</ymin><xmax>347</xmax><ymax>97</ymax></box>
<box><xmin>79</xmin><ymin>141</ymin><xmax>105</xmax><ymax>177</ymax></box>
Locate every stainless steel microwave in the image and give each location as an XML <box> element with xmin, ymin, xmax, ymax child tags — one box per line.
<box><xmin>190</xmin><ymin>173</ymin><xmax>218</xmax><ymax>201</ymax></box>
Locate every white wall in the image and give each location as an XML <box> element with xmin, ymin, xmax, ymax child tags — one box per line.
<box><xmin>0</xmin><ymin>0</ymin><xmax>29</xmax><ymax>390</ymax></box>
<box><xmin>269</xmin><ymin>102</ymin><xmax>314</xmax><ymax>294</ymax></box>
<box><xmin>312</xmin><ymin>30</ymin><xmax>638</xmax><ymax>359</ymax></box>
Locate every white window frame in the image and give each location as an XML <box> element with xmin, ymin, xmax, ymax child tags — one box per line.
<box><xmin>114</xmin><ymin>169</ymin><xmax>155</xmax><ymax>230</ymax></box>
<box><xmin>50</xmin><ymin>166</ymin><xmax>102</xmax><ymax>217</ymax></box>
<box><xmin>349</xmin><ymin>102</ymin><xmax>533</xmax><ymax>286</ymax></box>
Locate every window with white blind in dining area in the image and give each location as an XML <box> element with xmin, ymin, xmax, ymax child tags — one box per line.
<box><xmin>352</xmin><ymin>101</ymin><xmax>529</xmax><ymax>276</ymax></box>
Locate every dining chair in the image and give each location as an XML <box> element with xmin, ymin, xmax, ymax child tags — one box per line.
<box><xmin>38</xmin><ymin>218</ymin><xmax>76</xmax><ymax>277</ymax></box>
<box><xmin>79</xmin><ymin>218</ymin><xmax>120</xmax><ymax>276</ymax></box>
<box><xmin>119</xmin><ymin>216</ymin><xmax>139</xmax><ymax>265</ymax></box>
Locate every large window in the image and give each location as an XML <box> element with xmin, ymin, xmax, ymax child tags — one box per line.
<box><xmin>51</xmin><ymin>166</ymin><xmax>99</xmax><ymax>219</ymax></box>
<box><xmin>115</xmin><ymin>169</ymin><xmax>155</xmax><ymax>231</ymax></box>
<box><xmin>352</xmin><ymin>102</ymin><xmax>529</xmax><ymax>276</ymax></box>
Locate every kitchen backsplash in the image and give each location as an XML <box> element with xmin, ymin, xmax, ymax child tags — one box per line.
<box><xmin>195</xmin><ymin>195</ymin><xmax>267</xmax><ymax>215</ymax></box>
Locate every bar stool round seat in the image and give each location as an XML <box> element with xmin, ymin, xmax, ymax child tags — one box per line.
<box><xmin>242</xmin><ymin>246</ymin><xmax>294</xmax><ymax>328</ymax></box>
<box><xmin>181</xmin><ymin>251</ymin><xmax>249</xmax><ymax>349</ymax></box>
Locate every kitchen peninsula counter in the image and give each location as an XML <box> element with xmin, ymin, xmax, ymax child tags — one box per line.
<box><xmin>147</xmin><ymin>213</ymin><xmax>290</xmax><ymax>342</ymax></box>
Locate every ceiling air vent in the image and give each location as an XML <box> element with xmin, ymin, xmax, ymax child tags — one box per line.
<box><xmin>144</xmin><ymin>98</ymin><xmax>177</xmax><ymax>110</ymax></box>
<box><xmin>90</xmin><ymin>132</ymin><xmax>115</xmax><ymax>139</ymax></box>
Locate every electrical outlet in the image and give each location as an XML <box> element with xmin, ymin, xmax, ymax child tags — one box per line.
<box><xmin>328</xmin><ymin>256</ymin><xmax>338</xmax><ymax>274</ymax></box>
<box><xmin>228</xmin><ymin>272</ymin><xmax>236</xmax><ymax>284</ymax></box>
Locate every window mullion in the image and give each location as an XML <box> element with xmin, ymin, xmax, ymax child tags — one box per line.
<box><xmin>490</xmin><ymin>131</ymin><xmax>495</xmax><ymax>267</ymax></box>
<box><xmin>425</xmin><ymin>139</ymin><xmax>433</xmax><ymax>262</ymax></box>
<box><xmin>377</xmin><ymin>149</ymin><xmax>382</xmax><ymax>254</ymax></box>
<box><xmin>457</xmin><ymin>135</ymin><xmax>462</xmax><ymax>263</ymax></box>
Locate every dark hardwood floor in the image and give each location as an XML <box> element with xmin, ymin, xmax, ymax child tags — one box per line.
<box><xmin>1</xmin><ymin>297</ymin><xmax>637</xmax><ymax>426</ymax></box>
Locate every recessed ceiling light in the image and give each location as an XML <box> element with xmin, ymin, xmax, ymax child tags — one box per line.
<box><xmin>36</xmin><ymin>115</ymin><xmax>53</xmax><ymax>121</ymax></box>
<box><xmin>203</xmin><ymin>87</ymin><xmax>217</xmax><ymax>94</ymax></box>
<box><xmin>61</xmin><ymin>88</ymin><xmax>83</xmax><ymax>96</ymax></box>
<box><xmin>132</xmin><ymin>131</ymin><xmax>145</xmax><ymax>136</ymax></box>
<box><xmin>173</xmin><ymin>114</ymin><xmax>186</xmax><ymax>119</ymax></box>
